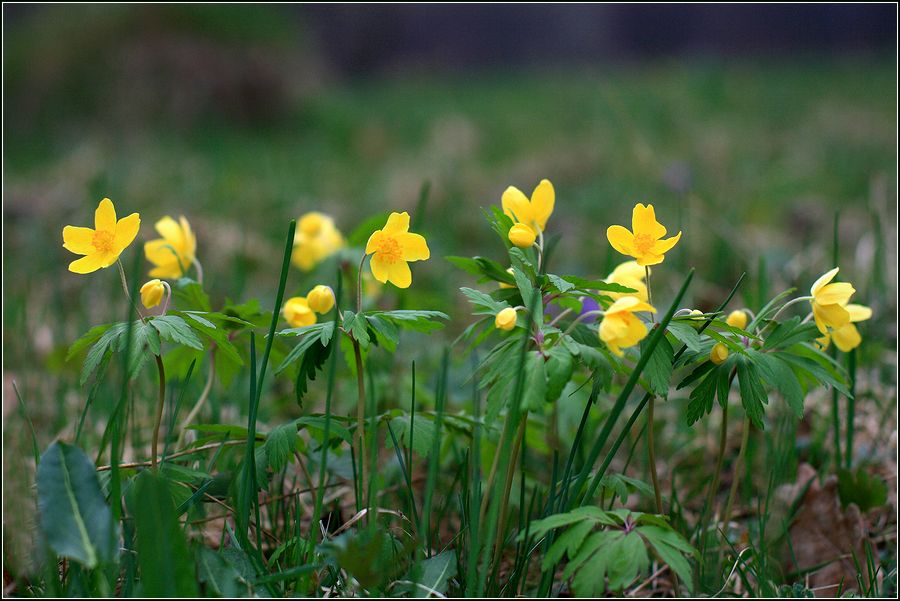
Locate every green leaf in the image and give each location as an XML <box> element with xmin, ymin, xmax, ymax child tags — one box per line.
<box><xmin>446</xmin><ymin>255</ymin><xmax>514</xmax><ymax>285</ymax></box>
<box><xmin>197</xmin><ymin>546</ymin><xmax>253</xmax><ymax>597</ymax></box>
<box><xmin>264</xmin><ymin>423</ymin><xmax>298</xmax><ymax>472</ymax></box>
<box><xmin>150</xmin><ymin>315</ymin><xmax>203</xmax><ymax>350</ymax></box>
<box><xmin>667</xmin><ymin>321</ymin><xmax>702</xmax><ymax>353</ymax></box>
<box><xmin>545</xmin><ymin>346</ymin><xmax>574</xmax><ymax>402</ymax></box>
<box><xmin>642</xmin><ymin>334</ymin><xmax>674</xmax><ymax>397</ymax></box>
<box><xmin>365</xmin><ymin>315</ymin><xmax>400</xmax><ymax>352</ymax></box>
<box><xmin>366</xmin><ymin>310</ymin><xmax>449</xmax><ymax>333</ymax></box>
<box><xmin>751</xmin><ymin>350</ymin><xmax>805</xmax><ymax>418</ymax></box>
<box><xmin>66</xmin><ymin>323</ymin><xmax>113</xmax><ymax>362</ymax></box>
<box><xmin>347</xmin><ymin>211</ymin><xmax>391</xmax><ymax>246</ymax></box>
<box><xmin>560</xmin><ymin>275</ymin><xmax>636</xmax><ymax>294</ymax></box>
<box><xmin>764</xmin><ymin>316</ymin><xmax>821</xmax><ymax>350</ymax></box>
<box><xmin>837</xmin><ymin>468</ymin><xmax>888</xmax><ymax>512</ymax></box>
<box><xmin>543</xmin><ymin>520</ymin><xmax>595</xmax><ymax>571</ymax></box>
<box><xmin>546</xmin><ymin>273</ymin><xmax>575</xmax><ymax>293</ymax></box>
<box><xmin>459</xmin><ymin>287</ymin><xmax>509</xmax><ymax>315</ymax></box>
<box><xmin>521</xmin><ymin>351</ymin><xmax>548</xmax><ymax>412</ymax></box>
<box><xmin>413</xmin><ymin>550</ymin><xmax>457</xmax><ymax>597</ymax></box>
<box><xmin>275</xmin><ymin>322</ymin><xmax>335</xmax><ymax>375</ymax></box>
<box><xmin>511</xmin><ymin>265</ymin><xmax>536</xmax><ymax>311</ymax></box>
<box><xmin>130</xmin><ymin>470</ymin><xmax>199</xmax><ymax>596</ymax></box>
<box><xmin>173</xmin><ymin>277</ymin><xmax>211</xmax><ymax>312</ymax></box>
<box><xmin>80</xmin><ymin>322</ymin><xmax>129</xmax><ymax>385</ymax></box>
<box><xmin>390</xmin><ymin>414</ymin><xmax>436</xmax><ymax>457</ymax></box>
<box><xmin>181</xmin><ymin>313</ymin><xmax>244</xmax><ymax>368</ymax></box>
<box><xmin>737</xmin><ymin>356</ymin><xmax>768</xmax><ymax>429</ymax></box>
<box><xmin>36</xmin><ymin>442</ymin><xmax>117</xmax><ymax>568</ymax></box>
<box><xmin>294</xmin><ymin>339</ymin><xmax>331</xmax><ymax>407</ymax></box>
<box><xmin>639</xmin><ymin>525</ymin><xmax>696</xmax><ymax>590</ymax></box>
<box><xmin>126</xmin><ymin>321</ymin><xmax>161</xmax><ymax>379</ymax></box>
<box><xmin>685</xmin><ymin>369</ymin><xmax>718</xmax><ymax>426</ymax></box>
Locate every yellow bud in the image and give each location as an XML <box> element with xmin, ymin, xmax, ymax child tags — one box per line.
<box><xmin>710</xmin><ymin>343</ymin><xmax>729</xmax><ymax>365</ymax></box>
<box><xmin>495</xmin><ymin>307</ymin><xmax>518</xmax><ymax>331</ymax></box>
<box><xmin>688</xmin><ymin>309</ymin><xmax>705</xmax><ymax>329</ymax></box>
<box><xmin>283</xmin><ymin>297</ymin><xmax>316</xmax><ymax>328</ymax></box>
<box><xmin>298</xmin><ymin>212</ymin><xmax>326</xmax><ymax>236</ymax></box>
<box><xmin>140</xmin><ymin>279</ymin><xmax>165</xmax><ymax>309</ymax></box>
<box><xmin>726</xmin><ymin>310</ymin><xmax>748</xmax><ymax>330</ymax></box>
<box><xmin>508</xmin><ymin>223</ymin><xmax>536</xmax><ymax>248</ymax></box>
<box><xmin>307</xmin><ymin>285</ymin><xmax>335</xmax><ymax>313</ymax></box>
<box><xmin>499</xmin><ymin>267</ymin><xmax>515</xmax><ymax>289</ymax></box>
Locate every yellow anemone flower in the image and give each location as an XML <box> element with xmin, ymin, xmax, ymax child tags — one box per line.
<box><xmin>726</xmin><ymin>310</ymin><xmax>748</xmax><ymax>330</ymax></box>
<box><xmin>62</xmin><ymin>198</ymin><xmax>141</xmax><ymax>274</ymax></box>
<box><xmin>291</xmin><ymin>212</ymin><xmax>345</xmax><ymax>272</ymax></box>
<box><xmin>605</xmin><ymin>260</ymin><xmax>649</xmax><ymax>301</ymax></box>
<box><xmin>140</xmin><ymin>279</ymin><xmax>165</xmax><ymax>309</ymax></box>
<box><xmin>606</xmin><ymin>203</ymin><xmax>682</xmax><ymax>266</ymax></box>
<box><xmin>307</xmin><ymin>285</ymin><xmax>335</xmax><ymax>314</ymax></box>
<box><xmin>495</xmin><ymin>307</ymin><xmax>517</xmax><ymax>331</ymax></box>
<box><xmin>810</xmin><ymin>267</ymin><xmax>855</xmax><ymax>334</ymax></box>
<box><xmin>501</xmin><ymin>179</ymin><xmax>555</xmax><ymax>233</ymax></box>
<box><xmin>599</xmin><ymin>296</ymin><xmax>657</xmax><ymax>356</ymax></box>
<box><xmin>283</xmin><ymin>297</ymin><xmax>316</xmax><ymax>328</ymax></box>
<box><xmin>365</xmin><ymin>212</ymin><xmax>430</xmax><ymax>289</ymax></box>
<box><xmin>818</xmin><ymin>303</ymin><xmax>872</xmax><ymax>352</ymax></box>
<box><xmin>144</xmin><ymin>216</ymin><xmax>197</xmax><ymax>279</ymax></box>
<box><xmin>710</xmin><ymin>343</ymin><xmax>729</xmax><ymax>365</ymax></box>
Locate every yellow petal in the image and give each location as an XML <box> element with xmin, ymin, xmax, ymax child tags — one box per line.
<box><xmin>813</xmin><ymin>301</ymin><xmax>850</xmax><ymax>331</ymax></box>
<box><xmin>154</xmin><ymin>216</ymin><xmax>184</xmax><ymax>248</ymax></box>
<box><xmin>530</xmin><ymin>179</ymin><xmax>555</xmax><ymax>231</ymax></box>
<box><xmin>63</xmin><ymin>226</ymin><xmax>95</xmax><ymax>255</ymax></box>
<box><xmin>148</xmin><ymin>263</ymin><xmax>183</xmax><ymax>279</ymax></box>
<box><xmin>599</xmin><ymin>314</ymin><xmax>629</xmax><ymax>342</ymax></box>
<box><xmin>609</xmin><ymin>260</ymin><xmax>646</xmax><ymax>282</ymax></box>
<box><xmin>810</xmin><ymin>267</ymin><xmax>839</xmax><ymax>296</ymax></box>
<box><xmin>635</xmin><ymin>252</ymin><xmax>665</xmax><ymax>267</ymax></box>
<box><xmin>620</xmin><ymin>313</ymin><xmax>649</xmax><ymax>347</ymax></box>
<box><xmin>114</xmin><ymin>213</ymin><xmax>141</xmax><ymax>252</ymax></box>
<box><xmin>631</xmin><ymin>203</ymin><xmax>666</xmax><ymax>239</ymax></box>
<box><xmin>832</xmin><ymin>323</ymin><xmax>861</xmax><ymax>352</ymax></box>
<box><xmin>387</xmin><ymin>261</ymin><xmax>412</xmax><ymax>288</ymax></box>
<box><xmin>846</xmin><ymin>304</ymin><xmax>872</xmax><ymax>322</ymax></box>
<box><xmin>399</xmin><ymin>232</ymin><xmax>430</xmax><ymax>261</ymax></box>
<box><xmin>501</xmin><ymin>186</ymin><xmax>532</xmax><ymax>224</ymax></box>
<box><xmin>651</xmin><ymin>231</ymin><xmax>682</xmax><ymax>255</ymax></box>
<box><xmin>68</xmin><ymin>253</ymin><xmax>107</xmax><ymax>274</ymax></box>
<box><xmin>144</xmin><ymin>239</ymin><xmax>184</xmax><ymax>270</ymax></box>
<box><xmin>365</xmin><ymin>230</ymin><xmax>384</xmax><ymax>255</ymax></box>
<box><xmin>369</xmin><ymin>254</ymin><xmax>391</xmax><ymax>283</ymax></box>
<box><xmin>179</xmin><ymin>216</ymin><xmax>197</xmax><ymax>258</ymax></box>
<box><xmin>383</xmin><ymin>212</ymin><xmax>410</xmax><ymax>234</ymax></box>
<box><xmin>815</xmin><ymin>282</ymin><xmax>855</xmax><ymax>306</ymax></box>
<box><xmin>606</xmin><ymin>225</ymin><xmax>635</xmax><ymax>256</ymax></box>
<box><xmin>94</xmin><ymin>198</ymin><xmax>117</xmax><ymax>232</ymax></box>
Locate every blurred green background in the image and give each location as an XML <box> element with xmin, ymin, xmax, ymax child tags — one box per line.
<box><xmin>3</xmin><ymin>4</ymin><xmax>896</xmax><ymax>488</ymax></box>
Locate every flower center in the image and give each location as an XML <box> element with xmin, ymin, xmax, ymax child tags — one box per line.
<box><xmin>376</xmin><ymin>236</ymin><xmax>403</xmax><ymax>264</ymax></box>
<box><xmin>92</xmin><ymin>230</ymin><xmax>115</xmax><ymax>254</ymax></box>
<box><xmin>633</xmin><ymin>233</ymin><xmax>655</xmax><ymax>255</ymax></box>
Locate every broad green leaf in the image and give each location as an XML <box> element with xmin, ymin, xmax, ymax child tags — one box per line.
<box><xmin>150</xmin><ymin>315</ymin><xmax>203</xmax><ymax>350</ymax></box>
<box><xmin>459</xmin><ymin>287</ymin><xmax>508</xmax><ymax>315</ymax></box>
<box><xmin>685</xmin><ymin>369</ymin><xmax>719</xmax><ymax>426</ymax></box>
<box><xmin>751</xmin><ymin>350</ymin><xmax>805</xmax><ymax>418</ymax></box>
<box><xmin>521</xmin><ymin>351</ymin><xmax>547</xmax><ymax>412</ymax></box>
<box><xmin>642</xmin><ymin>334</ymin><xmax>674</xmax><ymax>397</ymax></box>
<box><xmin>264</xmin><ymin>423</ymin><xmax>298</xmax><ymax>472</ymax></box>
<box><xmin>37</xmin><ymin>442</ymin><xmax>117</xmax><ymax>568</ymax></box>
<box><xmin>737</xmin><ymin>356</ymin><xmax>768</xmax><ymax>429</ymax></box>
<box><xmin>412</xmin><ymin>550</ymin><xmax>456</xmax><ymax>597</ymax></box>
<box><xmin>667</xmin><ymin>321</ymin><xmax>702</xmax><ymax>353</ymax></box>
<box><xmin>390</xmin><ymin>414</ymin><xmax>436</xmax><ymax>457</ymax></box>
<box><xmin>173</xmin><ymin>277</ymin><xmax>211</xmax><ymax>312</ymax></box>
<box><xmin>545</xmin><ymin>346</ymin><xmax>574</xmax><ymax>402</ymax></box>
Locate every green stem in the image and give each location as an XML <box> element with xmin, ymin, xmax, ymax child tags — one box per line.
<box><xmin>151</xmin><ymin>355</ymin><xmax>166</xmax><ymax>470</ymax></box>
<box><xmin>492</xmin><ymin>415</ymin><xmax>527</xmax><ymax>571</ymax></box>
<box><xmin>647</xmin><ymin>395</ymin><xmax>662</xmax><ymax>513</ymax></box>
<box><xmin>645</xmin><ymin>265</ymin><xmax>654</xmax><ymax>322</ymax></box>
<box><xmin>845</xmin><ymin>348</ymin><xmax>857</xmax><ymax>469</ymax></box>
<box><xmin>353</xmin><ymin>340</ymin><xmax>367</xmax><ymax>510</ymax></box>
<box><xmin>479</xmin><ymin>417</ymin><xmax>511</xmax><ymax>527</ymax></box>
<box><xmin>723</xmin><ymin>415</ymin><xmax>751</xmax><ymax>529</ymax></box>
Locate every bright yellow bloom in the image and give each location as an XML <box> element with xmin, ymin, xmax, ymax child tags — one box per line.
<box><xmin>598</xmin><ymin>296</ymin><xmax>657</xmax><ymax>356</ymax></box>
<box><xmin>606</xmin><ymin>203</ymin><xmax>682</xmax><ymax>266</ymax></box>
<box><xmin>817</xmin><ymin>303</ymin><xmax>872</xmax><ymax>352</ymax></box>
<box><xmin>508</xmin><ymin>223</ymin><xmax>537</xmax><ymax>248</ymax></box>
<box><xmin>810</xmin><ymin>267</ymin><xmax>856</xmax><ymax>334</ymax></box>
<box><xmin>283</xmin><ymin>297</ymin><xmax>316</xmax><ymax>328</ymax></box>
<box><xmin>501</xmin><ymin>179</ymin><xmax>554</xmax><ymax>233</ymax></box>
<box><xmin>495</xmin><ymin>307</ymin><xmax>517</xmax><ymax>331</ymax></box>
<box><xmin>710</xmin><ymin>343</ymin><xmax>729</xmax><ymax>365</ymax></box>
<box><xmin>140</xmin><ymin>279</ymin><xmax>165</xmax><ymax>309</ymax></box>
<box><xmin>307</xmin><ymin>285</ymin><xmax>335</xmax><ymax>313</ymax></box>
<box><xmin>291</xmin><ymin>212</ymin><xmax>345</xmax><ymax>272</ymax></box>
<box><xmin>726</xmin><ymin>310</ymin><xmax>748</xmax><ymax>330</ymax></box>
<box><xmin>365</xmin><ymin>212</ymin><xmax>430</xmax><ymax>289</ymax></box>
<box><xmin>144</xmin><ymin>216</ymin><xmax>196</xmax><ymax>279</ymax></box>
<box><xmin>605</xmin><ymin>260</ymin><xmax>648</xmax><ymax>301</ymax></box>
<box><xmin>499</xmin><ymin>267</ymin><xmax>515</xmax><ymax>289</ymax></box>
<box><xmin>62</xmin><ymin>198</ymin><xmax>141</xmax><ymax>274</ymax></box>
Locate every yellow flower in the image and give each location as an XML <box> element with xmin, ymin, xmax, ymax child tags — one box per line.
<box><xmin>710</xmin><ymin>343</ymin><xmax>729</xmax><ymax>365</ymax></box>
<box><xmin>495</xmin><ymin>307</ymin><xmax>517</xmax><ymax>331</ymax></box>
<box><xmin>283</xmin><ymin>297</ymin><xmax>316</xmax><ymax>328</ymax></box>
<box><xmin>365</xmin><ymin>212</ymin><xmax>430</xmax><ymax>289</ymax></box>
<box><xmin>501</xmin><ymin>179</ymin><xmax>554</xmax><ymax>233</ymax></box>
<box><xmin>144</xmin><ymin>216</ymin><xmax>197</xmax><ymax>279</ymax></box>
<box><xmin>820</xmin><ymin>303</ymin><xmax>872</xmax><ymax>352</ymax></box>
<box><xmin>599</xmin><ymin>296</ymin><xmax>657</xmax><ymax>356</ymax></box>
<box><xmin>810</xmin><ymin>267</ymin><xmax>856</xmax><ymax>334</ymax></box>
<box><xmin>291</xmin><ymin>212</ymin><xmax>345</xmax><ymax>272</ymax></box>
<box><xmin>726</xmin><ymin>310</ymin><xmax>748</xmax><ymax>330</ymax></box>
<box><xmin>606</xmin><ymin>203</ymin><xmax>682</xmax><ymax>266</ymax></box>
<box><xmin>62</xmin><ymin>198</ymin><xmax>141</xmax><ymax>274</ymax></box>
<box><xmin>605</xmin><ymin>260</ymin><xmax>648</xmax><ymax>301</ymax></box>
<box><xmin>307</xmin><ymin>285</ymin><xmax>335</xmax><ymax>313</ymax></box>
<box><xmin>499</xmin><ymin>267</ymin><xmax>516</xmax><ymax>289</ymax></box>
<box><xmin>140</xmin><ymin>279</ymin><xmax>165</xmax><ymax>309</ymax></box>
<box><xmin>508</xmin><ymin>223</ymin><xmax>537</xmax><ymax>248</ymax></box>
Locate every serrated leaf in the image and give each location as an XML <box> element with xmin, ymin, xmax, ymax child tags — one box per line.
<box><xmin>667</xmin><ymin>321</ymin><xmax>702</xmax><ymax>353</ymax></box>
<box><xmin>150</xmin><ymin>315</ymin><xmax>203</xmax><ymax>350</ymax></box>
<box><xmin>764</xmin><ymin>316</ymin><xmax>821</xmax><ymax>350</ymax></box>
<box><xmin>264</xmin><ymin>423</ymin><xmax>298</xmax><ymax>472</ymax></box>
<box><xmin>751</xmin><ymin>350</ymin><xmax>805</xmax><ymax>418</ymax></box>
<box><xmin>737</xmin><ymin>356</ymin><xmax>768</xmax><ymax>429</ymax></box>
<box><xmin>367</xmin><ymin>310</ymin><xmax>449</xmax><ymax>333</ymax></box>
<box><xmin>521</xmin><ymin>351</ymin><xmax>547</xmax><ymax>412</ymax></box>
<box><xmin>642</xmin><ymin>333</ymin><xmax>674</xmax><ymax>397</ymax></box>
<box><xmin>837</xmin><ymin>467</ymin><xmax>888</xmax><ymax>512</ymax></box>
<box><xmin>66</xmin><ymin>323</ymin><xmax>113</xmax><ymax>362</ymax></box>
<box><xmin>545</xmin><ymin>346</ymin><xmax>574</xmax><ymax>402</ymax></box>
<box><xmin>173</xmin><ymin>277</ymin><xmax>211</xmax><ymax>312</ymax></box>
<box><xmin>80</xmin><ymin>322</ymin><xmax>129</xmax><ymax>385</ymax></box>
<box><xmin>685</xmin><ymin>369</ymin><xmax>719</xmax><ymax>426</ymax></box>
<box><xmin>546</xmin><ymin>273</ymin><xmax>575</xmax><ymax>293</ymax></box>
<box><xmin>459</xmin><ymin>287</ymin><xmax>508</xmax><ymax>315</ymax></box>
<box><xmin>37</xmin><ymin>442</ymin><xmax>117</xmax><ymax>568</ymax></box>
<box><xmin>365</xmin><ymin>315</ymin><xmax>399</xmax><ymax>352</ymax></box>
<box><xmin>390</xmin><ymin>414</ymin><xmax>436</xmax><ymax>457</ymax></box>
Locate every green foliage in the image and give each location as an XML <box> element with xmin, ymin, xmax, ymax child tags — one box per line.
<box><xmin>837</xmin><ymin>467</ymin><xmax>888</xmax><ymax>511</ymax></box>
<box><xmin>36</xmin><ymin>442</ymin><xmax>118</xmax><ymax>568</ymax></box>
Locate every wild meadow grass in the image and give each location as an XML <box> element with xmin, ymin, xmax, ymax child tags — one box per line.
<box><xmin>3</xmin><ymin>56</ymin><xmax>896</xmax><ymax>597</ymax></box>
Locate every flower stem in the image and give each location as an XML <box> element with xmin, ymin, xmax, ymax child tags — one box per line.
<box><xmin>353</xmin><ymin>339</ymin><xmax>367</xmax><ymax>509</ymax></box>
<box><xmin>193</xmin><ymin>258</ymin><xmax>204</xmax><ymax>285</ymax></box>
<box><xmin>152</xmin><ymin>354</ymin><xmax>166</xmax><ymax>470</ymax></box>
<box><xmin>117</xmin><ymin>260</ymin><xmax>144</xmax><ymax>319</ymax></box>
<box><xmin>722</xmin><ymin>415</ymin><xmax>751</xmax><ymax>529</ymax></box>
<box><xmin>647</xmin><ymin>395</ymin><xmax>663</xmax><ymax>514</ymax></box>
<box><xmin>176</xmin><ymin>348</ymin><xmax>216</xmax><ymax>447</ymax></box>
<box><xmin>479</xmin><ymin>417</ymin><xmax>510</xmax><ymax>526</ymax></box>
<box><xmin>645</xmin><ymin>265</ymin><xmax>654</xmax><ymax>323</ymax></box>
<box><xmin>492</xmin><ymin>414</ymin><xmax>527</xmax><ymax>569</ymax></box>
<box><xmin>560</xmin><ymin>310</ymin><xmax>605</xmax><ymax>337</ymax></box>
